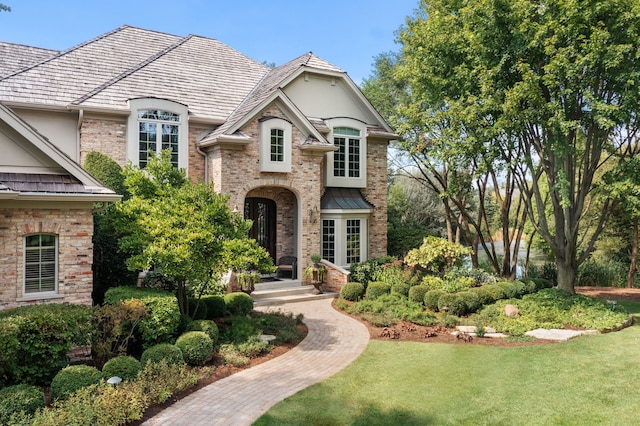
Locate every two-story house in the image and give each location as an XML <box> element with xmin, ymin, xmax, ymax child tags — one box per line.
<box><xmin>0</xmin><ymin>25</ymin><xmax>395</xmax><ymax>309</ymax></box>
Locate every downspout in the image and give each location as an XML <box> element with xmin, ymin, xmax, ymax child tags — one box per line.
<box><xmin>77</xmin><ymin>109</ymin><xmax>84</xmax><ymax>164</ymax></box>
<box><xmin>196</xmin><ymin>144</ymin><xmax>208</xmax><ymax>183</ymax></box>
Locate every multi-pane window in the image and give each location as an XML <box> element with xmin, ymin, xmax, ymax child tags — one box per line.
<box><xmin>138</xmin><ymin>109</ymin><xmax>180</xmax><ymax>168</ymax></box>
<box><xmin>24</xmin><ymin>234</ymin><xmax>57</xmax><ymax>294</ymax></box>
<box><xmin>322</xmin><ymin>219</ymin><xmax>336</xmax><ymax>263</ymax></box>
<box><xmin>333</xmin><ymin>127</ymin><xmax>360</xmax><ymax>178</ymax></box>
<box><xmin>346</xmin><ymin>219</ymin><xmax>361</xmax><ymax>264</ymax></box>
<box><xmin>270</xmin><ymin>129</ymin><xmax>285</xmax><ymax>162</ymax></box>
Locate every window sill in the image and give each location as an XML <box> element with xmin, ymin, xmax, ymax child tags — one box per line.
<box><xmin>17</xmin><ymin>293</ymin><xmax>64</xmax><ymax>302</ymax></box>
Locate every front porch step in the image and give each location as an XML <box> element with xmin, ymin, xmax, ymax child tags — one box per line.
<box><xmin>252</xmin><ymin>280</ymin><xmax>338</xmax><ymax>306</ymax></box>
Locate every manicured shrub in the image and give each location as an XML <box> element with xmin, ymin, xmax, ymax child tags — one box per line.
<box><xmin>496</xmin><ymin>281</ymin><xmax>521</xmax><ymax>299</ymax></box>
<box><xmin>175</xmin><ymin>331</ymin><xmax>213</xmax><ymax>366</ymax></box>
<box><xmin>483</xmin><ymin>283</ymin><xmax>507</xmax><ymax>301</ymax></box>
<box><xmin>50</xmin><ymin>365</ymin><xmax>102</xmax><ymax>401</ymax></box>
<box><xmin>531</xmin><ymin>277</ymin><xmax>554</xmax><ymax>290</ymax></box>
<box><xmin>0</xmin><ymin>384</ymin><xmax>45</xmax><ymax>424</ymax></box>
<box><xmin>201</xmin><ymin>294</ymin><xmax>226</xmax><ymax>318</ymax></box>
<box><xmin>458</xmin><ymin>291</ymin><xmax>481</xmax><ymax>313</ymax></box>
<box><xmin>188</xmin><ymin>298</ymin><xmax>208</xmax><ymax>320</ymax></box>
<box><xmin>405</xmin><ymin>236</ymin><xmax>472</xmax><ymax>276</ymax></box>
<box><xmin>224</xmin><ymin>292</ymin><xmax>254</xmax><ymax>316</ymax></box>
<box><xmin>437</xmin><ymin>293</ymin><xmax>467</xmax><ymax>316</ymax></box>
<box><xmin>391</xmin><ymin>282</ymin><xmax>411</xmax><ymax>297</ymax></box>
<box><xmin>366</xmin><ymin>281</ymin><xmax>391</xmax><ymax>299</ymax></box>
<box><xmin>512</xmin><ymin>280</ymin><xmax>527</xmax><ymax>297</ymax></box>
<box><xmin>101</xmin><ymin>356</ymin><xmax>142</xmax><ymax>381</ymax></box>
<box><xmin>349</xmin><ymin>256</ymin><xmax>396</xmax><ymax>287</ymax></box>
<box><xmin>186</xmin><ymin>320</ymin><xmax>219</xmax><ymax>344</ymax></box>
<box><xmin>340</xmin><ymin>282</ymin><xmax>365</xmax><ymax>301</ymax></box>
<box><xmin>424</xmin><ymin>289</ymin><xmax>447</xmax><ymax>311</ymax></box>
<box><xmin>104</xmin><ymin>286</ymin><xmax>181</xmax><ymax>349</ymax></box>
<box><xmin>140</xmin><ymin>343</ymin><xmax>184</xmax><ymax>366</ymax></box>
<box><xmin>520</xmin><ymin>278</ymin><xmax>538</xmax><ymax>294</ymax></box>
<box><xmin>0</xmin><ymin>303</ymin><xmax>93</xmax><ymax>386</ymax></box>
<box><xmin>421</xmin><ymin>275</ymin><xmax>445</xmax><ymax>290</ymax></box>
<box><xmin>408</xmin><ymin>285</ymin><xmax>430</xmax><ymax>305</ymax></box>
<box><xmin>469</xmin><ymin>286</ymin><xmax>495</xmax><ymax>305</ymax></box>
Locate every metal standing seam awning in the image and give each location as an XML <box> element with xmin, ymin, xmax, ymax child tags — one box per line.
<box><xmin>320</xmin><ymin>187</ymin><xmax>374</xmax><ymax>211</ymax></box>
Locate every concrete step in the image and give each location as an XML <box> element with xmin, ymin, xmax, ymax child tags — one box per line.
<box><xmin>252</xmin><ymin>280</ymin><xmax>338</xmax><ymax>306</ymax></box>
<box><xmin>255</xmin><ymin>279</ymin><xmax>303</xmax><ymax>291</ymax></box>
<box><xmin>253</xmin><ymin>291</ymin><xmax>339</xmax><ymax>306</ymax></box>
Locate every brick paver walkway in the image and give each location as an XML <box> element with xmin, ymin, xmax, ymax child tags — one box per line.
<box><xmin>143</xmin><ymin>298</ymin><xmax>370</xmax><ymax>425</ymax></box>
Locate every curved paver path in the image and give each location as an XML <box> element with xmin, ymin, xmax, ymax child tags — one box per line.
<box><xmin>144</xmin><ymin>298</ymin><xmax>370</xmax><ymax>425</ymax></box>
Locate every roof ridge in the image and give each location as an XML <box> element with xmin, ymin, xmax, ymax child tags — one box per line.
<box><xmin>72</xmin><ymin>35</ymin><xmax>193</xmax><ymax>105</ymax></box>
<box><xmin>0</xmin><ymin>25</ymin><xmax>128</xmax><ymax>82</ymax></box>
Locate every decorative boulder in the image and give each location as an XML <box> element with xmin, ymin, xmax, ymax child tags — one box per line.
<box><xmin>505</xmin><ymin>304</ymin><xmax>520</xmax><ymax>317</ymax></box>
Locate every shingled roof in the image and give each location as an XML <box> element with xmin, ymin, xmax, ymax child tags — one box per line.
<box><xmin>0</xmin><ymin>42</ymin><xmax>58</xmax><ymax>77</ymax></box>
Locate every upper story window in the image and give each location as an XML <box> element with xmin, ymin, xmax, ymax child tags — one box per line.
<box><xmin>127</xmin><ymin>98</ymin><xmax>189</xmax><ymax>170</ymax></box>
<box><xmin>24</xmin><ymin>234</ymin><xmax>57</xmax><ymax>294</ymax></box>
<box><xmin>325</xmin><ymin>119</ymin><xmax>367</xmax><ymax>188</ymax></box>
<box><xmin>260</xmin><ymin>117</ymin><xmax>292</xmax><ymax>173</ymax></box>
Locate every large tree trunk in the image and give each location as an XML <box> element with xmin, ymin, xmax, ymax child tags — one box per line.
<box><xmin>629</xmin><ymin>217</ymin><xmax>638</xmax><ymax>288</ymax></box>
<box><xmin>556</xmin><ymin>256</ymin><xmax>577</xmax><ymax>295</ymax></box>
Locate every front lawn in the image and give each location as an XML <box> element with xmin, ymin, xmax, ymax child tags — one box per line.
<box><xmin>255</xmin><ymin>301</ymin><xmax>640</xmax><ymax>425</ymax></box>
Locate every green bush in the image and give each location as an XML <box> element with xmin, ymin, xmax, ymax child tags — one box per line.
<box><xmin>373</xmin><ymin>264</ymin><xmax>417</xmax><ymax>288</ymax></box>
<box><xmin>577</xmin><ymin>259</ymin><xmax>628</xmax><ymax>287</ymax></box>
<box><xmin>101</xmin><ymin>356</ymin><xmax>142</xmax><ymax>381</ymax></box>
<box><xmin>140</xmin><ymin>343</ymin><xmax>184</xmax><ymax>366</ymax></box>
<box><xmin>469</xmin><ymin>286</ymin><xmax>495</xmax><ymax>305</ymax></box>
<box><xmin>175</xmin><ymin>331</ymin><xmax>213</xmax><ymax>366</ymax></box>
<box><xmin>496</xmin><ymin>281</ymin><xmax>520</xmax><ymax>299</ymax></box>
<box><xmin>201</xmin><ymin>295</ymin><xmax>226</xmax><ymax>318</ymax></box>
<box><xmin>104</xmin><ymin>286</ymin><xmax>181</xmax><ymax>349</ymax></box>
<box><xmin>437</xmin><ymin>293</ymin><xmax>467</xmax><ymax>316</ymax></box>
<box><xmin>520</xmin><ymin>278</ymin><xmax>538</xmax><ymax>294</ymax></box>
<box><xmin>528</xmin><ymin>261</ymin><xmax>557</xmax><ymax>285</ymax></box>
<box><xmin>137</xmin><ymin>359</ymin><xmax>198</xmax><ymax>405</ymax></box>
<box><xmin>50</xmin><ymin>365</ymin><xmax>102</xmax><ymax>401</ymax></box>
<box><xmin>405</xmin><ymin>236</ymin><xmax>472</xmax><ymax>276</ymax></box>
<box><xmin>224</xmin><ymin>292</ymin><xmax>254</xmax><ymax>316</ymax></box>
<box><xmin>530</xmin><ymin>277</ymin><xmax>554</xmax><ymax>291</ymax></box>
<box><xmin>445</xmin><ymin>266</ymin><xmax>498</xmax><ymax>287</ymax></box>
<box><xmin>366</xmin><ymin>282</ymin><xmax>391</xmax><ymax>299</ymax></box>
<box><xmin>0</xmin><ymin>384</ymin><xmax>45</xmax><ymax>424</ymax></box>
<box><xmin>483</xmin><ymin>283</ymin><xmax>507</xmax><ymax>301</ymax></box>
<box><xmin>0</xmin><ymin>304</ymin><xmax>93</xmax><ymax>387</ymax></box>
<box><xmin>391</xmin><ymin>282</ymin><xmax>411</xmax><ymax>297</ymax></box>
<box><xmin>222</xmin><ymin>315</ymin><xmax>260</xmax><ymax>344</ymax></box>
<box><xmin>421</xmin><ymin>275</ymin><xmax>445</xmax><ymax>290</ymax></box>
<box><xmin>458</xmin><ymin>291</ymin><xmax>481</xmax><ymax>314</ymax></box>
<box><xmin>424</xmin><ymin>289</ymin><xmax>446</xmax><ymax>311</ymax></box>
<box><xmin>340</xmin><ymin>282</ymin><xmax>365</xmax><ymax>301</ymax></box>
<box><xmin>186</xmin><ymin>320</ymin><xmax>219</xmax><ymax>344</ymax></box>
<box><xmin>343</xmin><ymin>293</ymin><xmax>436</xmax><ymax>327</ymax></box>
<box><xmin>349</xmin><ymin>256</ymin><xmax>396</xmax><ymax>287</ymax></box>
<box><xmin>188</xmin><ymin>298</ymin><xmax>208</xmax><ymax>320</ymax></box>
<box><xmin>408</xmin><ymin>285</ymin><xmax>430</xmax><ymax>305</ymax></box>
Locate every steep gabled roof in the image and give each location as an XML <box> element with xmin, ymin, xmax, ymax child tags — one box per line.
<box><xmin>0</xmin><ymin>42</ymin><xmax>59</xmax><ymax>78</ymax></box>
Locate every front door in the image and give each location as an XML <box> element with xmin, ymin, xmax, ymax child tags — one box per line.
<box><xmin>244</xmin><ymin>197</ymin><xmax>277</xmax><ymax>261</ymax></box>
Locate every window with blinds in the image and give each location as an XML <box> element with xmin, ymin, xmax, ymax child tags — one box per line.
<box><xmin>24</xmin><ymin>234</ymin><xmax>57</xmax><ymax>293</ymax></box>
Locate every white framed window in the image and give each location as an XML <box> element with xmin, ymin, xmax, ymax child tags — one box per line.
<box><xmin>260</xmin><ymin>117</ymin><xmax>292</xmax><ymax>172</ymax></box>
<box><xmin>321</xmin><ymin>214</ymin><xmax>368</xmax><ymax>267</ymax></box>
<box><xmin>24</xmin><ymin>234</ymin><xmax>58</xmax><ymax>294</ymax></box>
<box><xmin>325</xmin><ymin>119</ymin><xmax>367</xmax><ymax>188</ymax></box>
<box><xmin>127</xmin><ymin>98</ymin><xmax>189</xmax><ymax>170</ymax></box>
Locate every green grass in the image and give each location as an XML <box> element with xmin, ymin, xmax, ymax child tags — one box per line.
<box><xmin>255</xmin><ymin>301</ymin><xmax>640</xmax><ymax>425</ymax></box>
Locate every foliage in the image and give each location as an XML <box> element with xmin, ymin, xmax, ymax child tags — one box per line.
<box><xmin>0</xmin><ymin>304</ymin><xmax>93</xmax><ymax>386</ymax></box>
<box><xmin>445</xmin><ymin>266</ymin><xmax>497</xmax><ymax>287</ymax></box>
<box><xmin>457</xmin><ymin>291</ymin><xmax>481</xmax><ymax>314</ymax></box>
<box><xmin>437</xmin><ymin>293</ymin><xmax>467</xmax><ymax>316</ymax></box>
<box><xmin>391</xmin><ymin>282</ymin><xmax>411</xmax><ymax>297</ymax></box>
<box><xmin>187</xmin><ymin>298</ymin><xmax>208</xmax><ymax>320</ymax></box>
<box><xmin>175</xmin><ymin>331</ymin><xmax>213</xmax><ymax>366</ymax></box>
<box><xmin>83</xmin><ymin>150</ymin><xmax>128</xmax><ymax>196</ymax></box>
<box><xmin>201</xmin><ymin>295</ymin><xmax>227</xmax><ymax>318</ymax></box>
<box><xmin>221</xmin><ymin>315</ymin><xmax>260</xmax><ymax>345</ymax></box>
<box><xmin>407</xmin><ymin>285</ymin><xmax>430</xmax><ymax>305</ymax></box>
<box><xmin>340</xmin><ymin>282</ymin><xmax>365</xmax><ymax>301</ymax></box>
<box><xmin>222</xmin><ymin>239</ymin><xmax>277</xmax><ymax>274</ymax></box>
<box><xmin>224</xmin><ymin>292</ymin><xmax>254</xmax><ymax>316</ymax></box>
<box><xmin>140</xmin><ymin>343</ymin><xmax>184</xmax><ymax>367</ymax></box>
<box><xmin>91</xmin><ymin>299</ymin><xmax>146</xmax><ymax>366</ymax></box>
<box><xmin>527</xmin><ymin>262</ymin><xmax>558</xmax><ymax>286</ymax></box>
<box><xmin>187</xmin><ymin>320</ymin><xmax>219</xmax><ymax>344</ymax></box>
<box><xmin>365</xmin><ymin>281</ymin><xmax>391</xmax><ymax>300</ymax></box>
<box><xmin>252</xmin><ymin>311</ymin><xmax>305</xmax><ymax>344</ymax></box>
<box><xmin>348</xmin><ymin>256</ymin><xmax>396</xmax><ymax>287</ymax></box>
<box><xmin>469</xmin><ymin>286</ymin><xmax>496</xmax><ymax>306</ymax></box>
<box><xmin>421</xmin><ymin>275</ymin><xmax>445</xmax><ymax>290</ymax></box>
<box><xmin>373</xmin><ymin>263</ymin><xmax>419</xmax><ymax>288</ymax></box>
<box><xmin>342</xmin><ymin>293</ymin><xmax>437</xmax><ymax>327</ymax></box>
<box><xmin>137</xmin><ymin>359</ymin><xmax>198</xmax><ymax>405</ymax></box>
<box><xmin>0</xmin><ymin>384</ymin><xmax>45</xmax><ymax>425</ymax></box>
<box><xmin>101</xmin><ymin>356</ymin><xmax>142</xmax><ymax>382</ymax></box>
<box><xmin>218</xmin><ymin>345</ymin><xmax>251</xmax><ymax>367</ymax></box>
<box><xmin>50</xmin><ymin>365</ymin><xmax>102</xmax><ymax>401</ymax></box>
<box><xmin>424</xmin><ymin>289</ymin><xmax>446</xmax><ymax>311</ymax></box>
<box><xmin>405</xmin><ymin>237</ymin><xmax>471</xmax><ymax>276</ymax></box>
<box><xmin>104</xmin><ymin>286</ymin><xmax>181</xmax><ymax>349</ymax></box>
<box><xmin>577</xmin><ymin>258</ymin><xmax>628</xmax><ymax>287</ymax></box>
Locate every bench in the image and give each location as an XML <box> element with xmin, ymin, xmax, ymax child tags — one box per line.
<box><xmin>276</xmin><ymin>256</ymin><xmax>297</xmax><ymax>280</ymax></box>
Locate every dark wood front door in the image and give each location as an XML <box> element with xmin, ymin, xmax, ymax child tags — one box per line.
<box><xmin>244</xmin><ymin>197</ymin><xmax>277</xmax><ymax>261</ymax></box>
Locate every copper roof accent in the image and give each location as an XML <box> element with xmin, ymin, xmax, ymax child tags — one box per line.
<box><xmin>0</xmin><ymin>173</ymin><xmax>86</xmax><ymax>193</ymax></box>
<box><xmin>321</xmin><ymin>187</ymin><xmax>374</xmax><ymax>210</ymax></box>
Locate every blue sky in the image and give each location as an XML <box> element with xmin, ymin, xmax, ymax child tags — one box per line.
<box><xmin>1</xmin><ymin>0</ymin><xmax>417</xmax><ymax>85</ymax></box>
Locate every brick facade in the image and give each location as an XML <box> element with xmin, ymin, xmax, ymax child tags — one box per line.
<box><xmin>362</xmin><ymin>138</ymin><xmax>389</xmax><ymax>258</ymax></box>
<box><xmin>0</xmin><ymin>206</ymin><xmax>95</xmax><ymax>310</ymax></box>
<box><xmin>80</xmin><ymin>115</ymin><xmax>128</xmax><ymax>167</ymax></box>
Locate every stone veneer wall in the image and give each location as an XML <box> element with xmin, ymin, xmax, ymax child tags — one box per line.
<box><xmin>0</xmin><ymin>207</ymin><xmax>95</xmax><ymax>310</ymax></box>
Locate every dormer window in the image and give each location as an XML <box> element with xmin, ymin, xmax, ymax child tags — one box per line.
<box><xmin>127</xmin><ymin>98</ymin><xmax>188</xmax><ymax>170</ymax></box>
<box><xmin>260</xmin><ymin>117</ymin><xmax>292</xmax><ymax>173</ymax></box>
<box><xmin>325</xmin><ymin>119</ymin><xmax>367</xmax><ymax>188</ymax></box>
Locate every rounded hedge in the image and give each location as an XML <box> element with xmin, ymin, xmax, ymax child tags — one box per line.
<box><xmin>201</xmin><ymin>295</ymin><xmax>227</xmax><ymax>318</ymax></box>
<box><xmin>187</xmin><ymin>320</ymin><xmax>219</xmax><ymax>344</ymax></box>
<box><xmin>531</xmin><ymin>277</ymin><xmax>553</xmax><ymax>290</ymax></box>
<box><xmin>391</xmin><ymin>282</ymin><xmax>411</xmax><ymax>297</ymax></box>
<box><xmin>469</xmin><ymin>286</ymin><xmax>495</xmax><ymax>305</ymax></box>
<box><xmin>366</xmin><ymin>282</ymin><xmax>391</xmax><ymax>300</ymax></box>
<box><xmin>140</xmin><ymin>343</ymin><xmax>184</xmax><ymax>366</ymax></box>
<box><xmin>101</xmin><ymin>355</ymin><xmax>142</xmax><ymax>381</ymax></box>
<box><xmin>0</xmin><ymin>384</ymin><xmax>45</xmax><ymax>423</ymax></box>
<box><xmin>424</xmin><ymin>289</ymin><xmax>446</xmax><ymax>311</ymax></box>
<box><xmin>483</xmin><ymin>284</ymin><xmax>507</xmax><ymax>301</ymax></box>
<box><xmin>50</xmin><ymin>365</ymin><xmax>102</xmax><ymax>401</ymax></box>
<box><xmin>175</xmin><ymin>331</ymin><xmax>213</xmax><ymax>366</ymax></box>
<box><xmin>496</xmin><ymin>281</ymin><xmax>520</xmax><ymax>299</ymax></box>
<box><xmin>437</xmin><ymin>293</ymin><xmax>467</xmax><ymax>316</ymax></box>
<box><xmin>224</xmin><ymin>292</ymin><xmax>254</xmax><ymax>316</ymax></box>
<box><xmin>340</xmin><ymin>282</ymin><xmax>365</xmax><ymax>301</ymax></box>
<box><xmin>408</xmin><ymin>285</ymin><xmax>430</xmax><ymax>305</ymax></box>
<box><xmin>457</xmin><ymin>291</ymin><xmax>481</xmax><ymax>314</ymax></box>
<box><xmin>188</xmin><ymin>298</ymin><xmax>208</xmax><ymax>320</ymax></box>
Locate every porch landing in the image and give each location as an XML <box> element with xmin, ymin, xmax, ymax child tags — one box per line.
<box><xmin>252</xmin><ymin>280</ymin><xmax>338</xmax><ymax>306</ymax></box>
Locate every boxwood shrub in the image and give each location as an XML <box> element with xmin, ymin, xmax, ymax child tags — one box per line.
<box><xmin>483</xmin><ymin>283</ymin><xmax>507</xmax><ymax>301</ymax></box>
<box><xmin>469</xmin><ymin>286</ymin><xmax>495</xmax><ymax>305</ymax></box>
<box><xmin>186</xmin><ymin>320</ymin><xmax>219</xmax><ymax>344</ymax></box>
<box><xmin>437</xmin><ymin>293</ymin><xmax>467</xmax><ymax>316</ymax></box>
<box><xmin>201</xmin><ymin>295</ymin><xmax>226</xmax><ymax>318</ymax></box>
<box><xmin>188</xmin><ymin>298</ymin><xmax>208</xmax><ymax>320</ymax></box>
<box><xmin>424</xmin><ymin>289</ymin><xmax>446</xmax><ymax>311</ymax></box>
<box><xmin>224</xmin><ymin>292</ymin><xmax>254</xmax><ymax>316</ymax></box>
<box><xmin>140</xmin><ymin>343</ymin><xmax>184</xmax><ymax>366</ymax></box>
<box><xmin>50</xmin><ymin>365</ymin><xmax>102</xmax><ymax>401</ymax></box>
<box><xmin>175</xmin><ymin>331</ymin><xmax>213</xmax><ymax>366</ymax></box>
<box><xmin>408</xmin><ymin>285</ymin><xmax>430</xmax><ymax>305</ymax></box>
<box><xmin>391</xmin><ymin>282</ymin><xmax>411</xmax><ymax>297</ymax></box>
<box><xmin>340</xmin><ymin>282</ymin><xmax>365</xmax><ymax>301</ymax></box>
<box><xmin>520</xmin><ymin>278</ymin><xmax>538</xmax><ymax>294</ymax></box>
<box><xmin>366</xmin><ymin>282</ymin><xmax>391</xmax><ymax>299</ymax></box>
<box><xmin>496</xmin><ymin>281</ymin><xmax>521</xmax><ymax>299</ymax></box>
<box><xmin>457</xmin><ymin>291</ymin><xmax>481</xmax><ymax>314</ymax></box>
<box><xmin>0</xmin><ymin>384</ymin><xmax>45</xmax><ymax>424</ymax></box>
<box><xmin>101</xmin><ymin>355</ymin><xmax>142</xmax><ymax>381</ymax></box>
